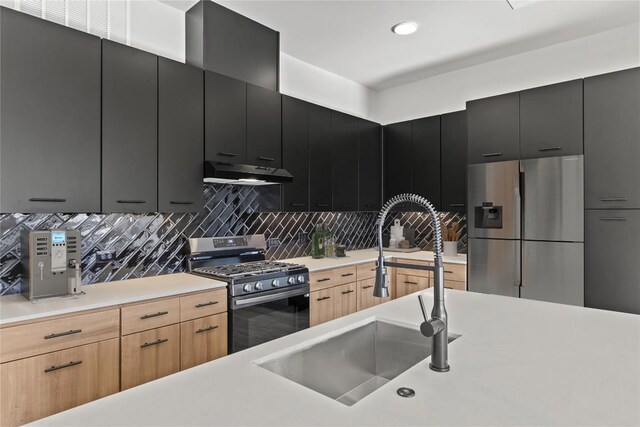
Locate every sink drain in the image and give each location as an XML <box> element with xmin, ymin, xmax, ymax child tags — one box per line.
<box><xmin>397</xmin><ymin>387</ymin><xmax>415</xmax><ymax>398</ymax></box>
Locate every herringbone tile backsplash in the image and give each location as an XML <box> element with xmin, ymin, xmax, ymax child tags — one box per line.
<box><xmin>0</xmin><ymin>184</ymin><xmax>466</xmax><ymax>295</ymax></box>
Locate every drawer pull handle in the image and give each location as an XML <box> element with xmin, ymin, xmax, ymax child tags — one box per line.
<box><xmin>342</xmin><ymin>289</ymin><xmax>355</xmax><ymax>295</ymax></box>
<box><xmin>218</xmin><ymin>152</ymin><xmax>238</xmax><ymax>157</ymax></box>
<box><xmin>445</xmin><ymin>286</ymin><xmax>453</xmax><ymax>290</ymax></box>
<box><xmin>539</xmin><ymin>147</ymin><xmax>562</xmax><ymax>152</ymax></box>
<box><xmin>600</xmin><ymin>197</ymin><xmax>628</xmax><ymax>202</ymax></box>
<box><xmin>449</xmin><ymin>203</ymin><xmax>465</xmax><ymax>207</ymax></box>
<box><xmin>341</xmin><ymin>273</ymin><xmax>354</xmax><ymax>277</ymax></box>
<box><xmin>404</xmin><ymin>281</ymin><xmax>419</xmax><ymax>285</ymax></box>
<box><xmin>482</xmin><ymin>152</ymin><xmax>503</xmax><ymax>158</ymax></box>
<box><xmin>141</xmin><ymin>338</ymin><xmax>169</xmax><ymax>348</ymax></box>
<box><xmin>195</xmin><ymin>301</ymin><xmax>219</xmax><ymax>308</ymax></box>
<box><xmin>117</xmin><ymin>200</ymin><xmax>146</xmax><ymax>204</ymax></box>
<box><xmin>44</xmin><ymin>360</ymin><xmax>82</xmax><ymax>373</ymax></box>
<box><xmin>140</xmin><ymin>311</ymin><xmax>169</xmax><ymax>320</ymax></box>
<box><xmin>444</xmin><ymin>270</ymin><xmax>453</xmax><ymax>274</ymax></box>
<box><xmin>44</xmin><ymin>329</ymin><xmax>82</xmax><ymax>340</ymax></box>
<box><xmin>170</xmin><ymin>201</ymin><xmax>195</xmax><ymax>205</ymax></box>
<box><xmin>290</xmin><ymin>203</ymin><xmax>305</xmax><ymax>207</ymax></box>
<box><xmin>29</xmin><ymin>198</ymin><xmax>66</xmax><ymax>203</ymax></box>
<box><xmin>601</xmin><ymin>217</ymin><xmax>628</xmax><ymax>221</ymax></box>
<box><xmin>196</xmin><ymin>325</ymin><xmax>219</xmax><ymax>334</ymax></box>
<box><xmin>317</xmin><ymin>278</ymin><xmax>331</xmax><ymax>283</ymax></box>
<box><xmin>258</xmin><ymin>156</ymin><xmax>276</xmax><ymax>162</ymax></box>
<box><xmin>316</xmin><ymin>203</ymin><xmax>330</xmax><ymax>208</ymax></box>
<box><xmin>316</xmin><ymin>296</ymin><xmax>331</xmax><ymax>301</ymax></box>
<box><xmin>362</xmin><ymin>285</ymin><xmax>373</xmax><ymax>289</ymax></box>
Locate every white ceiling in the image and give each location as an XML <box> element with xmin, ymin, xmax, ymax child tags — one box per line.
<box><xmin>159</xmin><ymin>0</ymin><xmax>640</xmax><ymax>90</ymax></box>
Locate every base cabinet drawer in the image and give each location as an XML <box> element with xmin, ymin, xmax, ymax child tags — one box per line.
<box><xmin>180</xmin><ymin>289</ymin><xmax>227</xmax><ymax>322</ymax></box>
<box><xmin>121</xmin><ymin>324</ymin><xmax>180</xmax><ymax>390</ymax></box>
<box><xmin>0</xmin><ymin>338</ymin><xmax>119</xmax><ymax>427</ymax></box>
<box><xmin>396</xmin><ymin>274</ymin><xmax>430</xmax><ymax>298</ymax></box>
<box><xmin>444</xmin><ymin>280</ymin><xmax>466</xmax><ymax>291</ymax></box>
<box><xmin>180</xmin><ymin>313</ymin><xmax>228</xmax><ymax>370</ymax></box>
<box><xmin>333</xmin><ymin>265</ymin><xmax>357</xmax><ymax>286</ymax></box>
<box><xmin>121</xmin><ymin>297</ymin><xmax>180</xmax><ymax>335</ymax></box>
<box><xmin>443</xmin><ymin>263</ymin><xmax>466</xmax><ymax>283</ymax></box>
<box><xmin>310</xmin><ymin>288</ymin><xmax>334</xmax><ymax>326</ymax></box>
<box><xmin>356</xmin><ymin>262</ymin><xmax>377</xmax><ymax>280</ymax></box>
<box><xmin>395</xmin><ymin>259</ymin><xmax>432</xmax><ymax>278</ymax></box>
<box><xmin>309</xmin><ymin>270</ymin><xmax>335</xmax><ymax>291</ymax></box>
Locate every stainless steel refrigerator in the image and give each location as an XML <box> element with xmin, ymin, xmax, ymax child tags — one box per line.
<box><xmin>467</xmin><ymin>156</ymin><xmax>584</xmax><ymax>306</ymax></box>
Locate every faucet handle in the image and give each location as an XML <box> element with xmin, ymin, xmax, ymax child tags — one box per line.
<box><xmin>418</xmin><ymin>294</ymin><xmax>429</xmax><ymax>322</ymax></box>
<box><xmin>420</xmin><ymin>318</ymin><xmax>445</xmax><ymax>337</ymax></box>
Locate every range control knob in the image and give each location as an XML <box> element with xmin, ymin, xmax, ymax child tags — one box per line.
<box><xmin>255</xmin><ymin>282</ymin><xmax>263</xmax><ymax>291</ymax></box>
<box><xmin>243</xmin><ymin>284</ymin><xmax>252</xmax><ymax>293</ymax></box>
<box><xmin>297</xmin><ymin>275</ymin><xmax>306</xmax><ymax>284</ymax></box>
<box><xmin>271</xmin><ymin>279</ymin><xmax>280</xmax><ymax>287</ymax></box>
<box><xmin>287</xmin><ymin>277</ymin><xmax>296</xmax><ymax>285</ymax></box>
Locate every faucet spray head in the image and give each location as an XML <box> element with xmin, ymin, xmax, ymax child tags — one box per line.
<box><xmin>373</xmin><ymin>257</ymin><xmax>389</xmax><ymax>298</ymax></box>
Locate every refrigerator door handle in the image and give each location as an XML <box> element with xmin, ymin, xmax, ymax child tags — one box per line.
<box><xmin>516</xmin><ymin>241</ymin><xmax>522</xmax><ymax>287</ymax></box>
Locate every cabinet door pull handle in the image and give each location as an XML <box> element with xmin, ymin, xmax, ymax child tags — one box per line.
<box><xmin>195</xmin><ymin>301</ymin><xmax>218</xmax><ymax>308</ymax></box>
<box><xmin>341</xmin><ymin>273</ymin><xmax>354</xmax><ymax>277</ymax></box>
<box><xmin>44</xmin><ymin>329</ymin><xmax>82</xmax><ymax>340</ymax></box>
<box><xmin>196</xmin><ymin>325</ymin><xmax>219</xmax><ymax>334</ymax></box>
<box><xmin>482</xmin><ymin>152</ymin><xmax>503</xmax><ymax>158</ymax></box>
<box><xmin>141</xmin><ymin>338</ymin><xmax>169</xmax><ymax>348</ymax></box>
<box><xmin>290</xmin><ymin>203</ymin><xmax>305</xmax><ymax>207</ymax></box>
<box><xmin>317</xmin><ymin>278</ymin><xmax>331</xmax><ymax>282</ymax></box>
<box><xmin>316</xmin><ymin>203</ymin><xmax>330</xmax><ymax>208</ymax></box>
<box><xmin>140</xmin><ymin>311</ymin><xmax>169</xmax><ymax>320</ymax></box>
<box><xmin>362</xmin><ymin>285</ymin><xmax>373</xmax><ymax>289</ymax></box>
<box><xmin>444</xmin><ymin>270</ymin><xmax>453</xmax><ymax>274</ymax></box>
<box><xmin>316</xmin><ymin>296</ymin><xmax>331</xmax><ymax>301</ymax></box>
<box><xmin>170</xmin><ymin>201</ymin><xmax>195</xmax><ymax>205</ymax></box>
<box><xmin>601</xmin><ymin>217</ymin><xmax>628</xmax><ymax>221</ymax></box>
<box><xmin>44</xmin><ymin>360</ymin><xmax>82</xmax><ymax>373</ymax></box>
<box><xmin>449</xmin><ymin>203</ymin><xmax>465</xmax><ymax>207</ymax></box>
<box><xmin>341</xmin><ymin>289</ymin><xmax>355</xmax><ymax>295</ymax></box>
<box><xmin>29</xmin><ymin>198</ymin><xmax>66</xmax><ymax>203</ymax></box>
<box><xmin>218</xmin><ymin>152</ymin><xmax>238</xmax><ymax>157</ymax></box>
<box><xmin>117</xmin><ymin>200</ymin><xmax>146</xmax><ymax>204</ymax></box>
<box><xmin>258</xmin><ymin>156</ymin><xmax>275</xmax><ymax>162</ymax></box>
<box><xmin>539</xmin><ymin>147</ymin><xmax>562</xmax><ymax>152</ymax></box>
<box><xmin>404</xmin><ymin>281</ymin><xmax>419</xmax><ymax>285</ymax></box>
<box><xmin>600</xmin><ymin>197</ymin><xmax>628</xmax><ymax>202</ymax></box>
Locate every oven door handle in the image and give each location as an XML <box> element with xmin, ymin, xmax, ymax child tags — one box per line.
<box><xmin>232</xmin><ymin>287</ymin><xmax>309</xmax><ymax>309</ymax></box>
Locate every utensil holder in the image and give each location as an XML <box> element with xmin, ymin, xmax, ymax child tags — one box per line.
<box><xmin>443</xmin><ymin>241</ymin><xmax>458</xmax><ymax>257</ymax></box>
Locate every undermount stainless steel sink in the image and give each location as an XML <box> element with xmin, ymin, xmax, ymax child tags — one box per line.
<box><xmin>256</xmin><ymin>319</ymin><xmax>460</xmax><ymax>406</ymax></box>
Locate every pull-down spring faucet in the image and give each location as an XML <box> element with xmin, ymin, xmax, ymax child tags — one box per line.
<box><xmin>373</xmin><ymin>193</ymin><xmax>450</xmax><ymax>372</ymax></box>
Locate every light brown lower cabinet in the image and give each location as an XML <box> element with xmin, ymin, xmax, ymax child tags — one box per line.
<box><xmin>0</xmin><ymin>338</ymin><xmax>120</xmax><ymax>427</ymax></box>
<box><xmin>357</xmin><ymin>278</ymin><xmax>377</xmax><ymax>311</ymax></box>
<box><xmin>120</xmin><ymin>323</ymin><xmax>180</xmax><ymax>390</ymax></box>
<box><xmin>395</xmin><ymin>273</ymin><xmax>430</xmax><ymax>298</ymax></box>
<box><xmin>334</xmin><ymin>282</ymin><xmax>357</xmax><ymax>318</ymax></box>
<box><xmin>310</xmin><ymin>287</ymin><xmax>334</xmax><ymax>326</ymax></box>
<box><xmin>180</xmin><ymin>313</ymin><xmax>228</xmax><ymax>370</ymax></box>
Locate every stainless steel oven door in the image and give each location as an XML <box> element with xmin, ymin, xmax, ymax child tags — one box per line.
<box><xmin>229</xmin><ymin>284</ymin><xmax>310</xmax><ymax>353</ymax></box>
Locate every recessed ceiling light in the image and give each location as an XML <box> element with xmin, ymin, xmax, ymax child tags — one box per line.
<box><xmin>391</xmin><ymin>22</ymin><xmax>418</xmax><ymax>36</ymax></box>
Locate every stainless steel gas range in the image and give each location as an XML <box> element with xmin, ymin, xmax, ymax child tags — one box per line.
<box><xmin>187</xmin><ymin>235</ymin><xmax>310</xmax><ymax>353</ymax></box>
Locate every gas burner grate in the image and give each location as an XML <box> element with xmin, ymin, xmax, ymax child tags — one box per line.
<box><xmin>194</xmin><ymin>260</ymin><xmax>302</xmax><ymax>279</ymax></box>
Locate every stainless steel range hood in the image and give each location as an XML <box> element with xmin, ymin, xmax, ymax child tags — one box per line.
<box><xmin>204</xmin><ymin>161</ymin><xmax>293</xmax><ymax>185</ymax></box>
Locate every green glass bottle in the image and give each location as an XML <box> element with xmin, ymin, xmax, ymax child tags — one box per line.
<box><xmin>312</xmin><ymin>224</ymin><xmax>325</xmax><ymax>259</ymax></box>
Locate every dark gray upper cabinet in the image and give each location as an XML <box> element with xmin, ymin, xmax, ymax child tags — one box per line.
<box><xmin>384</xmin><ymin>121</ymin><xmax>412</xmax><ymax>200</ymax></box>
<box><xmin>186</xmin><ymin>0</ymin><xmax>279</xmax><ymax>91</ymax></box>
<box><xmin>0</xmin><ymin>7</ymin><xmax>101</xmax><ymax>213</ymax></box>
<box><xmin>412</xmin><ymin>116</ymin><xmax>441</xmax><ymax>211</ymax></box>
<box><xmin>204</xmin><ymin>71</ymin><xmax>247</xmax><ymax>164</ymax></box>
<box><xmin>309</xmin><ymin>104</ymin><xmax>332</xmax><ymax>211</ymax></box>
<box><xmin>332</xmin><ymin>112</ymin><xmax>359</xmax><ymax>211</ymax></box>
<box><xmin>585</xmin><ymin>210</ymin><xmax>640</xmax><ymax>315</ymax></box>
<box><xmin>441</xmin><ymin>110</ymin><xmax>468</xmax><ymax>213</ymax></box>
<box><xmin>282</xmin><ymin>96</ymin><xmax>309</xmax><ymax>212</ymax></box>
<box><xmin>102</xmin><ymin>40</ymin><xmax>158</xmax><ymax>213</ymax></box>
<box><xmin>358</xmin><ymin>119</ymin><xmax>382</xmax><ymax>212</ymax></box>
<box><xmin>584</xmin><ymin>68</ymin><xmax>640</xmax><ymax>209</ymax></box>
<box><xmin>158</xmin><ymin>58</ymin><xmax>204</xmax><ymax>213</ymax></box>
<box><xmin>247</xmin><ymin>84</ymin><xmax>282</xmax><ymax>167</ymax></box>
<box><xmin>467</xmin><ymin>92</ymin><xmax>519</xmax><ymax>164</ymax></box>
<box><xmin>520</xmin><ymin>79</ymin><xmax>583</xmax><ymax>159</ymax></box>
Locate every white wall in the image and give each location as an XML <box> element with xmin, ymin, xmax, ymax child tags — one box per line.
<box><xmin>129</xmin><ymin>1</ymin><xmax>185</xmax><ymax>63</ymax></box>
<box><xmin>371</xmin><ymin>23</ymin><xmax>640</xmax><ymax>125</ymax></box>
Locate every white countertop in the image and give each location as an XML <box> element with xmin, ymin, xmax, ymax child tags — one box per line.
<box><xmin>29</xmin><ymin>290</ymin><xmax>639</xmax><ymax>426</ymax></box>
<box><xmin>285</xmin><ymin>248</ymin><xmax>467</xmax><ymax>272</ymax></box>
<box><xmin>0</xmin><ymin>273</ymin><xmax>226</xmax><ymax>326</ymax></box>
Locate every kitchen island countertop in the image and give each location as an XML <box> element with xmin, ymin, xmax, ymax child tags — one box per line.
<box><xmin>29</xmin><ymin>288</ymin><xmax>639</xmax><ymax>426</ymax></box>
